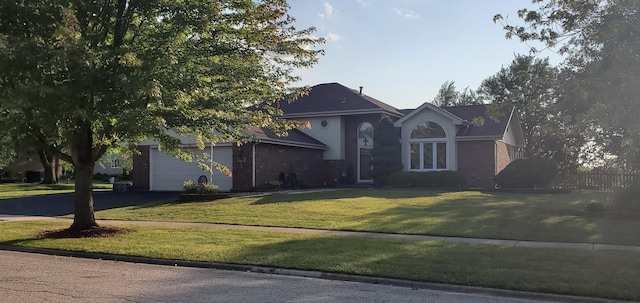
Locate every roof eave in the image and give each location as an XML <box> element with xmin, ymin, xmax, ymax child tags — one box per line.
<box><xmin>394</xmin><ymin>102</ymin><xmax>465</xmax><ymax>127</ymax></box>
<box><xmin>282</xmin><ymin>108</ymin><xmax>403</xmax><ymax>119</ymax></box>
<box><xmin>455</xmin><ymin>136</ymin><xmax>503</xmax><ymax>141</ymax></box>
<box><xmin>252</xmin><ymin>138</ymin><xmax>329</xmax><ymax>150</ymax></box>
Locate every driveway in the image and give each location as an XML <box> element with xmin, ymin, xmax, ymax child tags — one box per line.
<box><xmin>0</xmin><ymin>191</ymin><xmax>178</xmax><ymax>216</ymax></box>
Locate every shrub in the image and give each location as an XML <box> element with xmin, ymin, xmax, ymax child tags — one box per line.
<box><xmin>495</xmin><ymin>158</ymin><xmax>557</xmax><ymax>188</ymax></box>
<box><xmin>183</xmin><ymin>180</ymin><xmax>219</xmax><ymax>194</ymax></box>
<box><xmin>264</xmin><ymin>180</ymin><xmax>284</xmax><ymax>190</ymax></box>
<box><xmin>584</xmin><ymin>201</ymin><xmax>607</xmax><ymax>213</ymax></box>
<box><xmin>370</xmin><ymin>115</ymin><xmax>403</xmax><ymax>186</ymax></box>
<box><xmin>387</xmin><ymin>171</ymin><xmax>465</xmax><ymax>188</ymax></box>
<box><xmin>612</xmin><ymin>184</ymin><xmax>640</xmax><ymax>211</ymax></box>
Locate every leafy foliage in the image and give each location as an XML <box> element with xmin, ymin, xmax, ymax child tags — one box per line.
<box><xmin>183</xmin><ymin>180</ymin><xmax>219</xmax><ymax>194</ymax></box>
<box><xmin>370</xmin><ymin>115</ymin><xmax>402</xmax><ymax>186</ymax></box>
<box><xmin>495</xmin><ymin>0</ymin><xmax>640</xmax><ymax>170</ymax></box>
<box><xmin>0</xmin><ymin>0</ymin><xmax>323</xmax><ymax>229</ymax></box>
<box><xmin>431</xmin><ymin>81</ymin><xmax>483</xmax><ymax>107</ymax></box>
<box><xmin>387</xmin><ymin>171</ymin><xmax>465</xmax><ymax>188</ymax></box>
<box><xmin>480</xmin><ymin>55</ymin><xmax>582</xmax><ymax>171</ymax></box>
<box><xmin>495</xmin><ymin>158</ymin><xmax>557</xmax><ymax>188</ymax></box>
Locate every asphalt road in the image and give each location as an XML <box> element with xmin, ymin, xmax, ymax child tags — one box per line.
<box><xmin>0</xmin><ymin>250</ymin><xmax>555</xmax><ymax>303</ymax></box>
<box><xmin>0</xmin><ymin>191</ymin><xmax>178</xmax><ymax>216</ymax></box>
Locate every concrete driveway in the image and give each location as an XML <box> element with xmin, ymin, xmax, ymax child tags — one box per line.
<box><xmin>0</xmin><ymin>191</ymin><xmax>178</xmax><ymax>216</ymax></box>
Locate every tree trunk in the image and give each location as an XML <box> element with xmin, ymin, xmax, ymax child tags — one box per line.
<box><xmin>38</xmin><ymin>149</ymin><xmax>58</xmax><ymax>184</ymax></box>
<box><xmin>69</xmin><ymin>122</ymin><xmax>99</xmax><ymax>231</ymax></box>
<box><xmin>71</xmin><ymin>163</ymin><xmax>98</xmax><ymax>230</ymax></box>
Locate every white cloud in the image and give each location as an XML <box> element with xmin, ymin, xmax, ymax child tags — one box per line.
<box><xmin>394</xmin><ymin>8</ymin><xmax>420</xmax><ymax>19</ymax></box>
<box><xmin>356</xmin><ymin>0</ymin><xmax>370</xmax><ymax>6</ymax></box>
<box><xmin>325</xmin><ymin>33</ymin><xmax>341</xmax><ymax>42</ymax></box>
<box><xmin>319</xmin><ymin>2</ymin><xmax>335</xmax><ymax>18</ymax></box>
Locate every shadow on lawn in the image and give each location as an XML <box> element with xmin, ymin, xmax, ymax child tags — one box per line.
<box><xmin>347</xmin><ymin>191</ymin><xmax>640</xmax><ymax>245</ymax></box>
<box><xmin>250</xmin><ymin>188</ymin><xmax>447</xmax><ymax>205</ymax></box>
<box><xmin>222</xmin><ymin>236</ymin><xmax>640</xmax><ymax>301</ymax></box>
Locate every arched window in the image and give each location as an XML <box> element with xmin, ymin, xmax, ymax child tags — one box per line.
<box><xmin>409</xmin><ymin>122</ymin><xmax>447</xmax><ymax>171</ymax></box>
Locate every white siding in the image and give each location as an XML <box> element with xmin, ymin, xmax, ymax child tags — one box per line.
<box><xmin>296</xmin><ymin>116</ymin><xmax>345</xmax><ymax>160</ymax></box>
<box><xmin>150</xmin><ymin>147</ymin><xmax>233</xmax><ymax>191</ymax></box>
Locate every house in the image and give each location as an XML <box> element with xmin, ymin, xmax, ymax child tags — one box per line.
<box><xmin>132</xmin><ymin>83</ymin><xmax>524</xmax><ymax>191</ymax></box>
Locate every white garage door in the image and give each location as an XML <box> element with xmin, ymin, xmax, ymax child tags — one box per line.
<box><xmin>150</xmin><ymin>147</ymin><xmax>233</xmax><ymax>191</ymax></box>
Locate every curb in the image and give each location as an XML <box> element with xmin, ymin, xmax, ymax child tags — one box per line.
<box><xmin>0</xmin><ymin>245</ymin><xmax>630</xmax><ymax>303</ymax></box>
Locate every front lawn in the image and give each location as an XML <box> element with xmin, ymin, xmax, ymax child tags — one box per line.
<box><xmin>0</xmin><ymin>182</ymin><xmax>113</xmax><ymax>199</ymax></box>
<box><xmin>96</xmin><ymin>189</ymin><xmax>640</xmax><ymax>245</ymax></box>
<box><xmin>1</xmin><ymin>220</ymin><xmax>639</xmax><ymax>301</ymax></box>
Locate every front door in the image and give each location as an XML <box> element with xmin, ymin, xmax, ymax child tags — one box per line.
<box><xmin>357</xmin><ymin>122</ymin><xmax>374</xmax><ymax>182</ymax></box>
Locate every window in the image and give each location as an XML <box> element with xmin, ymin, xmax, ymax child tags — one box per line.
<box><xmin>408</xmin><ymin>122</ymin><xmax>447</xmax><ymax>171</ymax></box>
<box><xmin>111</xmin><ymin>159</ymin><xmax>121</xmax><ymax>168</ymax></box>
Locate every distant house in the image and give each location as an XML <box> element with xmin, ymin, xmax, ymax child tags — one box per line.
<box><xmin>132</xmin><ymin>83</ymin><xmax>524</xmax><ymax>191</ymax></box>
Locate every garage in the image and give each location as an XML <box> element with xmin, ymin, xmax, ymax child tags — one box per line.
<box><xmin>149</xmin><ymin>147</ymin><xmax>233</xmax><ymax>191</ymax></box>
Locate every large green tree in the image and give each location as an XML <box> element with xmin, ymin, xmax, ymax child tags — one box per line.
<box><xmin>495</xmin><ymin>0</ymin><xmax>640</xmax><ymax>169</ymax></box>
<box><xmin>0</xmin><ymin>0</ymin><xmax>323</xmax><ymax>230</ymax></box>
<box><xmin>431</xmin><ymin>80</ymin><xmax>483</xmax><ymax>107</ymax></box>
<box><xmin>479</xmin><ymin>55</ymin><xmax>581</xmax><ymax>170</ymax></box>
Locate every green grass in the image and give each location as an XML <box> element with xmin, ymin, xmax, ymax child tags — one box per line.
<box><xmin>0</xmin><ymin>182</ymin><xmax>113</xmax><ymax>199</ymax></box>
<box><xmin>1</xmin><ymin>220</ymin><xmax>639</xmax><ymax>301</ymax></box>
<box><xmin>96</xmin><ymin>189</ymin><xmax>640</xmax><ymax>246</ymax></box>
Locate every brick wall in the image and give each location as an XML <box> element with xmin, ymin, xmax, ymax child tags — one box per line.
<box><xmin>232</xmin><ymin>142</ymin><xmax>325</xmax><ymax>190</ymax></box>
<box><xmin>495</xmin><ymin>141</ymin><xmax>512</xmax><ymax>174</ymax></box>
<box><xmin>232</xmin><ymin>144</ymin><xmax>254</xmax><ymax>190</ymax></box>
<box><xmin>456</xmin><ymin>140</ymin><xmax>496</xmax><ymax>188</ymax></box>
<box><xmin>132</xmin><ymin>145</ymin><xmax>150</xmax><ymax>190</ymax></box>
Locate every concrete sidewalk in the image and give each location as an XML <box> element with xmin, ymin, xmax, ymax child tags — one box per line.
<box><xmin>3</xmin><ymin>214</ymin><xmax>640</xmax><ymax>253</ymax></box>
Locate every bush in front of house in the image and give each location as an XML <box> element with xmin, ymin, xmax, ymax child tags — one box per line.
<box><xmin>387</xmin><ymin>171</ymin><xmax>465</xmax><ymax>188</ymax></box>
<box><xmin>495</xmin><ymin>157</ymin><xmax>557</xmax><ymax>188</ymax></box>
<box><xmin>370</xmin><ymin>115</ymin><xmax>403</xmax><ymax>186</ymax></box>
<box><xmin>183</xmin><ymin>180</ymin><xmax>219</xmax><ymax>194</ymax></box>
<box><xmin>263</xmin><ymin>180</ymin><xmax>284</xmax><ymax>190</ymax></box>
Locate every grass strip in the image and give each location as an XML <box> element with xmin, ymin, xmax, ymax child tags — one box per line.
<box><xmin>1</xmin><ymin>220</ymin><xmax>639</xmax><ymax>301</ymax></box>
<box><xmin>97</xmin><ymin>189</ymin><xmax>640</xmax><ymax>246</ymax></box>
<box><xmin>0</xmin><ymin>183</ymin><xmax>113</xmax><ymax>199</ymax></box>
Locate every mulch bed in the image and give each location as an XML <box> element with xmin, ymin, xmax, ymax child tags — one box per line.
<box><xmin>35</xmin><ymin>226</ymin><xmax>131</xmax><ymax>239</ymax></box>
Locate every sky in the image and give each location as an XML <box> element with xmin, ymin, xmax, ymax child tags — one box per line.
<box><xmin>288</xmin><ymin>0</ymin><xmax>563</xmax><ymax>109</ymax></box>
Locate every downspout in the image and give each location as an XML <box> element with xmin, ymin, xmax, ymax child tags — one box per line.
<box><xmin>210</xmin><ymin>142</ymin><xmax>214</xmax><ymax>183</ymax></box>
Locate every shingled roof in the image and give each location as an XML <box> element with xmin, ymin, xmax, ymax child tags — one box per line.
<box><xmin>442</xmin><ymin>104</ymin><xmax>511</xmax><ymax>137</ymax></box>
<box><xmin>279</xmin><ymin>83</ymin><xmax>403</xmax><ymax>117</ymax></box>
<box><xmin>242</xmin><ymin>126</ymin><xmax>328</xmax><ymax>149</ymax></box>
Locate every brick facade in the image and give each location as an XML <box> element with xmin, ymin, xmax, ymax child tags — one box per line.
<box><xmin>132</xmin><ymin>145</ymin><xmax>150</xmax><ymax>190</ymax></box>
<box><xmin>232</xmin><ymin>144</ymin><xmax>254</xmax><ymax>190</ymax></box>
<box><xmin>495</xmin><ymin>141</ymin><xmax>512</xmax><ymax>174</ymax></box>
<box><xmin>456</xmin><ymin>140</ymin><xmax>496</xmax><ymax>188</ymax></box>
<box><xmin>232</xmin><ymin>142</ymin><xmax>325</xmax><ymax>190</ymax></box>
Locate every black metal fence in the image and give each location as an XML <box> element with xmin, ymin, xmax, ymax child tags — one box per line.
<box><xmin>553</xmin><ymin>171</ymin><xmax>640</xmax><ymax>190</ymax></box>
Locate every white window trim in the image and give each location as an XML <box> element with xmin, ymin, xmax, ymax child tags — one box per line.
<box><xmin>408</xmin><ymin>139</ymin><xmax>448</xmax><ymax>171</ymax></box>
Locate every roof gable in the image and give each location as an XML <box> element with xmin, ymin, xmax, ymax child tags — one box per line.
<box><xmin>395</xmin><ymin>103</ymin><xmax>518</xmax><ymax>140</ymax></box>
<box><xmin>442</xmin><ymin>104</ymin><xmax>504</xmax><ymax>137</ymax></box>
<box><xmin>393</xmin><ymin>102</ymin><xmax>465</xmax><ymax>127</ymax></box>
<box><xmin>279</xmin><ymin>83</ymin><xmax>402</xmax><ymax>117</ymax></box>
